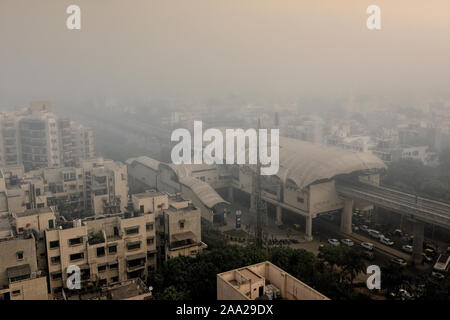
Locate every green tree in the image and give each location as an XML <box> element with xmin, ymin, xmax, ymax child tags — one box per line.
<box><xmin>156</xmin><ymin>285</ymin><xmax>189</xmax><ymax>300</ymax></box>
<box><xmin>340</xmin><ymin>250</ymin><xmax>366</xmax><ymax>284</ymax></box>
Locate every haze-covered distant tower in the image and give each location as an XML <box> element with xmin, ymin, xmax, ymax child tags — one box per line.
<box><xmin>0</xmin><ymin>102</ymin><xmax>95</xmax><ymax>171</ymax></box>
<box><xmin>0</xmin><ymin>112</ymin><xmax>22</xmax><ymax>167</ymax></box>
<box><xmin>20</xmin><ymin>102</ymin><xmax>62</xmax><ymax>170</ymax></box>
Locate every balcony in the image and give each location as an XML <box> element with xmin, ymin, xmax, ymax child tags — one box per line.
<box><xmin>169</xmin><ymin>231</ymin><xmax>198</xmax><ymax>250</ymax></box>
<box><xmin>126</xmin><ymin>253</ymin><xmax>146</xmax><ymax>272</ymax></box>
<box><xmin>7</xmin><ymin>264</ymin><xmax>31</xmax><ymax>284</ymax></box>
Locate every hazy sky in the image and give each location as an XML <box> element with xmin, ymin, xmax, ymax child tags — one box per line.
<box><xmin>1</xmin><ymin>0</ymin><xmax>449</xmax><ymax>107</ymax></box>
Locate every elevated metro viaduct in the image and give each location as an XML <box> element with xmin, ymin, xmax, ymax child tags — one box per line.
<box><xmin>127</xmin><ymin>137</ymin><xmax>450</xmax><ymax>263</ymax></box>
<box><xmin>127</xmin><ymin>138</ymin><xmax>384</xmax><ymax>237</ymax></box>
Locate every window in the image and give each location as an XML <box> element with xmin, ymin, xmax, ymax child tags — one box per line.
<box><xmin>108</xmin><ymin>245</ymin><xmax>117</xmax><ymax>254</ymax></box>
<box><xmin>51</xmin><ymin>272</ymin><xmax>62</xmax><ymax>280</ymax></box>
<box><xmin>111</xmin><ymin>276</ymin><xmax>119</xmax><ymax>282</ymax></box>
<box><xmin>297</xmin><ymin>197</ymin><xmax>304</xmax><ymax>203</ymax></box>
<box><xmin>51</xmin><ymin>256</ymin><xmax>61</xmax><ymax>264</ymax></box>
<box><xmin>127</xmin><ymin>241</ymin><xmax>141</xmax><ymax>251</ymax></box>
<box><xmin>48</xmin><ymin>219</ymin><xmax>54</xmax><ymax>229</ymax></box>
<box><xmin>140</xmin><ymin>205</ymin><xmax>144</xmax><ymax>213</ymax></box>
<box><xmin>69</xmin><ymin>237</ymin><xmax>83</xmax><ymax>246</ymax></box>
<box><xmin>11</xmin><ymin>290</ymin><xmax>21</xmax><ymax>296</ymax></box>
<box><xmin>147</xmin><ymin>237</ymin><xmax>154</xmax><ymax>245</ymax></box>
<box><xmin>69</xmin><ymin>252</ymin><xmax>84</xmax><ymax>261</ymax></box>
<box><xmin>49</xmin><ymin>240</ymin><xmax>59</xmax><ymax>248</ymax></box>
<box><xmin>63</xmin><ymin>172</ymin><xmax>76</xmax><ymax>182</ymax></box>
<box><xmin>36</xmin><ymin>188</ymin><xmax>41</xmax><ymax>196</ymax></box>
<box><xmin>98</xmin><ymin>279</ymin><xmax>107</xmax><ymax>286</ymax></box>
<box><xmin>98</xmin><ymin>264</ymin><xmax>107</xmax><ymax>273</ymax></box>
<box><xmin>53</xmin><ymin>287</ymin><xmax>63</xmax><ymax>294</ymax></box>
<box><xmin>125</xmin><ymin>226</ymin><xmax>139</xmax><ymax>235</ymax></box>
<box><xmin>97</xmin><ymin>247</ymin><xmax>105</xmax><ymax>257</ymax></box>
<box><xmin>146</xmin><ymin>223</ymin><xmax>154</xmax><ymax>231</ymax></box>
<box><xmin>16</xmin><ymin>251</ymin><xmax>24</xmax><ymax>260</ymax></box>
<box><xmin>109</xmin><ymin>263</ymin><xmax>118</xmax><ymax>270</ymax></box>
<box><xmin>179</xmin><ymin>220</ymin><xmax>185</xmax><ymax>229</ymax></box>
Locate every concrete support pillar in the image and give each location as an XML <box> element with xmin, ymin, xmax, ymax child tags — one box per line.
<box><xmin>340</xmin><ymin>199</ymin><xmax>353</xmax><ymax>234</ymax></box>
<box><xmin>411</xmin><ymin>219</ymin><xmax>424</xmax><ymax>266</ymax></box>
<box><xmin>305</xmin><ymin>215</ymin><xmax>313</xmax><ymax>241</ymax></box>
<box><xmin>275</xmin><ymin>206</ymin><xmax>282</xmax><ymax>225</ymax></box>
<box><xmin>228</xmin><ymin>186</ymin><xmax>234</xmax><ymax>203</ymax></box>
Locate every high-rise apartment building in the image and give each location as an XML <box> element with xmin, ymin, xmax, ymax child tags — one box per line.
<box><xmin>0</xmin><ymin>102</ymin><xmax>94</xmax><ymax>172</ymax></box>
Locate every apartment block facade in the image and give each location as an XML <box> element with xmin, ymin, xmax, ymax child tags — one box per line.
<box><xmin>0</xmin><ymin>211</ymin><xmax>49</xmax><ymax>300</ymax></box>
<box><xmin>0</xmin><ymin>102</ymin><xmax>94</xmax><ymax>171</ymax></box>
<box><xmin>0</xmin><ymin>157</ymin><xmax>129</xmax><ymax>216</ymax></box>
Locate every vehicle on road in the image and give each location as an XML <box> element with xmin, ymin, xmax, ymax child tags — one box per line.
<box><xmin>424</xmin><ymin>248</ymin><xmax>436</xmax><ymax>257</ymax></box>
<box><xmin>360</xmin><ymin>225</ymin><xmax>369</xmax><ymax>233</ymax></box>
<box><xmin>431</xmin><ymin>271</ymin><xmax>445</xmax><ymax>280</ymax></box>
<box><xmin>402</xmin><ymin>245</ymin><xmax>413</xmax><ymax>254</ymax></box>
<box><xmin>363</xmin><ymin>250</ymin><xmax>375</xmax><ymax>261</ymax></box>
<box><xmin>433</xmin><ymin>254</ymin><xmax>450</xmax><ymax>273</ymax></box>
<box><xmin>368</xmin><ymin>229</ymin><xmax>382</xmax><ymax>239</ymax></box>
<box><xmin>390</xmin><ymin>257</ymin><xmax>407</xmax><ymax>267</ymax></box>
<box><xmin>341</xmin><ymin>239</ymin><xmax>354</xmax><ymax>247</ymax></box>
<box><xmin>424</xmin><ymin>242</ymin><xmax>438</xmax><ymax>252</ymax></box>
<box><xmin>394</xmin><ymin>229</ymin><xmax>403</xmax><ymax>237</ymax></box>
<box><xmin>361</xmin><ymin>242</ymin><xmax>374</xmax><ymax>251</ymax></box>
<box><xmin>328</xmin><ymin>239</ymin><xmax>340</xmax><ymax>246</ymax></box>
<box><xmin>380</xmin><ymin>236</ymin><xmax>394</xmax><ymax>246</ymax></box>
<box><xmin>389</xmin><ymin>288</ymin><xmax>413</xmax><ymax>300</ymax></box>
<box><xmin>422</xmin><ymin>253</ymin><xmax>433</xmax><ymax>264</ymax></box>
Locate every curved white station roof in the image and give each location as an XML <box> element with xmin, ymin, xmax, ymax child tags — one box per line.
<box><xmin>275</xmin><ymin>137</ymin><xmax>386</xmax><ymax>189</ymax></box>
<box><xmin>166</xmin><ymin>163</ymin><xmax>228</xmax><ymax>209</ymax></box>
<box><xmin>213</xmin><ymin>128</ymin><xmax>386</xmax><ymax>189</ymax></box>
<box><xmin>126</xmin><ymin>156</ymin><xmax>160</xmax><ymax>171</ymax></box>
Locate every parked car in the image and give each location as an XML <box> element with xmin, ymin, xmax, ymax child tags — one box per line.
<box><xmin>398</xmin><ymin>289</ymin><xmax>413</xmax><ymax>300</ymax></box>
<box><xmin>431</xmin><ymin>271</ymin><xmax>445</xmax><ymax>280</ymax></box>
<box><xmin>352</xmin><ymin>224</ymin><xmax>359</xmax><ymax>232</ymax></box>
<box><xmin>363</xmin><ymin>250</ymin><xmax>375</xmax><ymax>261</ymax></box>
<box><xmin>402</xmin><ymin>245</ymin><xmax>413</xmax><ymax>254</ymax></box>
<box><xmin>390</xmin><ymin>257</ymin><xmax>407</xmax><ymax>267</ymax></box>
<box><xmin>360</xmin><ymin>225</ymin><xmax>369</xmax><ymax>233</ymax></box>
<box><xmin>422</xmin><ymin>253</ymin><xmax>433</xmax><ymax>263</ymax></box>
<box><xmin>424</xmin><ymin>242</ymin><xmax>437</xmax><ymax>252</ymax></box>
<box><xmin>341</xmin><ymin>239</ymin><xmax>354</xmax><ymax>247</ymax></box>
<box><xmin>380</xmin><ymin>236</ymin><xmax>394</xmax><ymax>246</ymax></box>
<box><xmin>368</xmin><ymin>229</ymin><xmax>382</xmax><ymax>239</ymax></box>
<box><xmin>293</xmin><ymin>224</ymin><xmax>302</xmax><ymax>231</ymax></box>
<box><xmin>393</xmin><ymin>229</ymin><xmax>403</xmax><ymax>237</ymax></box>
<box><xmin>328</xmin><ymin>239</ymin><xmax>340</xmax><ymax>246</ymax></box>
<box><xmin>361</xmin><ymin>242</ymin><xmax>374</xmax><ymax>251</ymax></box>
<box><xmin>424</xmin><ymin>248</ymin><xmax>436</xmax><ymax>257</ymax></box>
